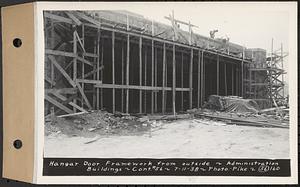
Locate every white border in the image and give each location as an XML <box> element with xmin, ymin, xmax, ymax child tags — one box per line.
<box><xmin>34</xmin><ymin>1</ymin><xmax>298</xmax><ymax>184</ymax></box>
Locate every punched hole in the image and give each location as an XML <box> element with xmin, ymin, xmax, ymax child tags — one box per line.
<box><xmin>13</xmin><ymin>38</ymin><xmax>22</xmax><ymax>48</ymax></box>
<box><xmin>13</xmin><ymin>139</ymin><xmax>22</xmax><ymax>149</ymax></box>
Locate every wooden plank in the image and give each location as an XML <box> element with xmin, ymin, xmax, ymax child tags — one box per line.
<box><xmin>45</xmin><ymin>49</ymin><xmax>93</xmax><ymax>66</ymax></box>
<box><xmin>172</xmin><ymin>44</ymin><xmax>176</xmax><ymax>115</ymax></box>
<box><xmin>51</xmin><ymin>91</ymin><xmax>87</xmax><ymax>112</ymax></box>
<box><xmin>121</xmin><ymin>42</ymin><xmax>124</xmax><ymax>112</ymax></box>
<box><xmin>151</xmin><ymin>40</ymin><xmax>154</xmax><ymax>114</ymax></box>
<box><xmin>200</xmin><ymin>51</ymin><xmax>204</xmax><ymax>106</ymax></box>
<box><xmin>189</xmin><ymin>49</ymin><xmax>193</xmax><ymax>109</ymax></box>
<box><xmin>94</xmin><ymin>83</ymin><xmax>190</xmax><ymax>91</ymax></box>
<box><xmin>74</xmin><ymin>31</ymin><xmax>86</xmax><ymax>53</ymax></box>
<box><xmin>139</xmin><ymin>37</ymin><xmax>142</xmax><ymax>113</ymax></box>
<box><xmin>241</xmin><ymin>60</ymin><xmax>244</xmax><ymax>97</ymax></box>
<box><xmin>154</xmin><ymin>47</ymin><xmax>158</xmax><ymax>112</ymax></box>
<box><xmin>66</xmin><ymin>12</ymin><xmax>82</xmax><ymax>26</ymax></box>
<box><xmin>197</xmin><ymin>50</ymin><xmax>200</xmax><ymax>108</ymax></box>
<box><xmin>77</xmin><ymin>79</ymin><xmax>102</xmax><ymax>84</ymax></box>
<box><xmin>73</xmin><ymin>30</ymin><xmax>77</xmax><ymax>112</ymax></box>
<box><xmin>46</xmin><ymin>88</ymin><xmax>77</xmax><ymax>95</ymax></box>
<box><xmin>45</xmin><ymin>75</ymin><xmax>56</xmax><ymax>86</ymax></box>
<box><xmin>75</xmin><ymin>12</ymin><xmax>101</xmax><ymax>27</ymax></box>
<box><xmin>83</xmin><ymin>65</ymin><xmax>104</xmax><ymax>79</ymax></box>
<box><xmin>162</xmin><ymin>42</ymin><xmax>166</xmax><ymax>114</ymax></box>
<box><xmin>126</xmin><ymin>34</ymin><xmax>130</xmax><ymax>113</ymax></box>
<box><xmin>232</xmin><ymin>64</ymin><xmax>234</xmax><ymax>95</ymax></box>
<box><xmin>181</xmin><ymin>52</ymin><xmax>184</xmax><ymax>111</ymax></box>
<box><xmin>96</xmin><ymin>29</ymin><xmax>100</xmax><ymax>110</ymax></box>
<box><xmin>76</xmin><ymin>81</ymin><xmax>92</xmax><ymax>109</ymax></box>
<box><xmin>217</xmin><ymin>55</ymin><xmax>220</xmax><ymax>95</ymax></box>
<box><xmin>44</xmin><ymin>12</ymin><xmax>73</xmax><ymax>24</ymax></box>
<box><xmin>100</xmin><ymin>42</ymin><xmax>104</xmax><ymax>109</ymax></box>
<box><xmin>224</xmin><ymin>63</ymin><xmax>227</xmax><ymax>95</ymax></box>
<box><xmin>48</xmin><ymin>55</ymin><xmax>76</xmax><ymax>87</ymax></box>
<box><xmin>144</xmin><ymin>47</ymin><xmax>147</xmax><ymax>113</ymax></box>
<box><xmin>45</xmin><ymin>95</ymin><xmax>73</xmax><ymax>114</ymax></box>
<box><xmin>112</xmin><ymin>31</ymin><xmax>115</xmax><ymax>113</ymax></box>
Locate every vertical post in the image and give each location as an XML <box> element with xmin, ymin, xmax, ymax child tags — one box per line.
<box><xmin>151</xmin><ymin>20</ymin><xmax>154</xmax><ymax>114</ymax></box>
<box><xmin>50</xmin><ymin>21</ymin><xmax>55</xmax><ymax>88</ymax></box>
<box><xmin>100</xmin><ymin>44</ymin><xmax>104</xmax><ymax>109</ymax></box>
<box><xmin>249</xmin><ymin>68</ymin><xmax>252</xmax><ymax>98</ymax></box>
<box><xmin>112</xmin><ymin>31</ymin><xmax>115</xmax><ymax>113</ymax></box>
<box><xmin>126</xmin><ymin>34</ymin><xmax>130</xmax><ymax>114</ymax></box>
<box><xmin>121</xmin><ymin>41</ymin><xmax>124</xmax><ymax>112</ymax></box>
<box><xmin>126</xmin><ymin>15</ymin><xmax>130</xmax><ymax>114</ymax></box>
<box><xmin>231</xmin><ymin>64</ymin><xmax>234</xmax><ymax>95</ymax></box>
<box><xmin>172</xmin><ymin>44</ymin><xmax>176</xmax><ymax>116</ymax></box>
<box><xmin>73</xmin><ymin>27</ymin><xmax>77</xmax><ymax>112</ymax></box>
<box><xmin>139</xmin><ymin>37</ymin><xmax>142</xmax><ymax>114</ymax></box>
<box><xmin>162</xmin><ymin>43</ymin><xmax>166</xmax><ymax>114</ymax></box>
<box><xmin>200</xmin><ymin>51</ymin><xmax>204</xmax><ymax>106</ymax></box>
<box><xmin>154</xmin><ymin>47</ymin><xmax>158</xmax><ymax>112</ymax></box>
<box><xmin>241</xmin><ymin>60</ymin><xmax>244</xmax><ymax>97</ymax></box>
<box><xmin>189</xmin><ymin>48</ymin><xmax>193</xmax><ymax>109</ymax></box>
<box><xmin>216</xmin><ymin>55</ymin><xmax>219</xmax><ymax>95</ymax></box>
<box><xmin>281</xmin><ymin>43</ymin><xmax>284</xmax><ymax>98</ymax></box>
<box><xmin>224</xmin><ymin>63</ymin><xmax>227</xmax><ymax>96</ymax></box>
<box><xmin>82</xmin><ymin>25</ymin><xmax>85</xmax><ymax>108</ymax></box>
<box><xmin>197</xmin><ymin>50</ymin><xmax>201</xmax><ymax>108</ymax></box>
<box><xmin>181</xmin><ymin>52</ymin><xmax>184</xmax><ymax>111</ymax></box>
<box><xmin>144</xmin><ymin>48</ymin><xmax>147</xmax><ymax>113</ymax></box>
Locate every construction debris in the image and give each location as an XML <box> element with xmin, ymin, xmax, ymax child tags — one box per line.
<box><xmin>203</xmin><ymin>95</ymin><xmax>260</xmax><ymax>113</ymax></box>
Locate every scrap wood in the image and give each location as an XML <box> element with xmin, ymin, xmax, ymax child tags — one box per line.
<box><xmin>195</xmin><ymin>113</ymin><xmax>288</xmax><ymax>129</ymax></box>
<box><xmin>147</xmin><ymin>114</ymin><xmax>192</xmax><ymax>121</ymax></box>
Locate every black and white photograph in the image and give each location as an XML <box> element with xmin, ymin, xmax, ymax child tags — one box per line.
<box><xmin>38</xmin><ymin>1</ymin><xmax>297</xmax><ymax>183</ymax></box>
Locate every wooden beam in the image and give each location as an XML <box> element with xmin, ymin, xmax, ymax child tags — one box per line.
<box><xmin>45</xmin><ymin>75</ymin><xmax>56</xmax><ymax>86</ymax></box>
<box><xmin>139</xmin><ymin>37</ymin><xmax>142</xmax><ymax>113</ymax></box>
<box><xmin>197</xmin><ymin>50</ymin><xmax>200</xmax><ymax>108</ymax></box>
<box><xmin>48</xmin><ymin>55</ymin><xmax>76</xmax><ymax>87</ymax></box>
<box><xmin>75</xmin><ymin>12</ymin><xmax>101</xmax><ymax>27</ymax></box>
<box><xmin>73</xmin><ymin>30</ymin><xmax>77</xmax><ymax>112</ymax></box>
<box><xmin>217</xmin><ymin>55</ymin><xmax>220</xmax><ymax>95</ymax></box>
<box><xmin>181</xmin><ymin>52</ymin><xmax>184</xmax><ymax>111</ymax></box>
<box><xmin>74</xmin><ymin>31</ymin><xmax>86</xmax><ymax>53</ymax></box>
<box><xmin>121</xmin><ymin>41</ymin><xmax>124</xmax><ymax>112</ymax></box>
<box><xmin>77</xmin><ymin>79</ymin><xmax>102</xmax><ymax>84</ymax></box>
<box><xmin>232</xmin><ymin>64</ymin><xmax>234</xmax><ymax>95</ymax></box>
<box><xmin>75</xmin><ymin>81</ymin><xmax>92</xmax><ymax>109</ymax></box>
<box><xmin>162</xmin><ymin>42</ymin><xmax>166</xmax><ymax>114</ymax></box>
<box><xmin>172</xmin><ymin>44</ymin><xmax>176</xmax><ymax>115</ymax></box>
<box><xmin>96</xmin><ymin>30</ymin><xmax>100</xmax><ymax>110</ymax></box>
<box><xmin>51</xmin><ymin>91</ymin><xmax>87</xmax><ymax>112</ymax></box>
<box><xmin>126</xmin><ymin>34</ymin><xmax>130</xmax><ymax>113</ymax></box>
<box><xmin>224</xmin><ymin>63</ymin><xmax>227</xmax><ymax>95</ymax></box>
<box><xmin>112</xmin><ymin>31</ymin><xmax>115</xmax><ymax>113</ymax></box>
<box><xmin>154</xmin><ymin>47</ymin><xmax>158</xmax><ymax>113</ymax></box>
<box><xmin>45</xmin><ymin>95</ymin><xmax>73</xmax><ymax>114</ymax></box>
<box><xmin>66</xmin><ymin>12</ymin><xmax>82</xmax><ymax>26</ymax></box>
<box><xmin>241</xmin><ymin>60</ymin><xmax>244</xmax><ymax>97</ymax></box>
<box><xmin>200</xmin><ymin>51</ymin><xmax>204</xmax><ymax>106</ymax></box>
<box><xmin>45</xmin><ymin>49</ymin><xmax>93</xmax><ymax>66</ymax></box>
<box><xmin>151</xmin><ymin>40</ymin><xmax>154</xmax><ymax>114</ymax></box>
<box><xmin>94</xmin><ymin>83</ymin><xmax>190</xmax><ymax>91</ymax></box>
<box><xmin>83</xmin><ymin>65</ymin><xmax>104</xmax><ymax>79</ymax></box>
<box><xmin>189</xmin><ymin>49</ymin><xmax>193</xmax><ymax>109</ymax></box>
<box><xmin>44</xmin><ymin>12</ymin><xmax>73</xmax><ymax>24</ymax></box>
<box><xmin>144</xmin><ymin>47</ymin><xmax>147</xmax><ymax>113</ymax></box>
<box><xmin>46</xmin><ymin>88</ymin><xmax>77</xmax><ymax>95</ymax></box>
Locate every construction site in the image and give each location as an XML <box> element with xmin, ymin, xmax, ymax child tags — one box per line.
<box><xmin>43</xmin><ymin>10</ymin><xmax>290</xmax><ymax>158</ymax></box>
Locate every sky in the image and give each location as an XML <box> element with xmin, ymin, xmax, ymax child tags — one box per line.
<box><xmin>104</xmin><ymin>2</ymin><xmax>295</xmax><ymax>73</ymax></box>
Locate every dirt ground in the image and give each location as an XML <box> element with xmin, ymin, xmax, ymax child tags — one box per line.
<box><xmin>44</xmin><ymin>118</ymin><xmax>289</xmax><ymax>158</ymax></box>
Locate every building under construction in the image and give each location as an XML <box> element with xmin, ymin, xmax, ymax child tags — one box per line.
<box><xmin>44</xmin><ymin>10</ymin><xmax>287</xmax><ymax>116</ymax></box>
